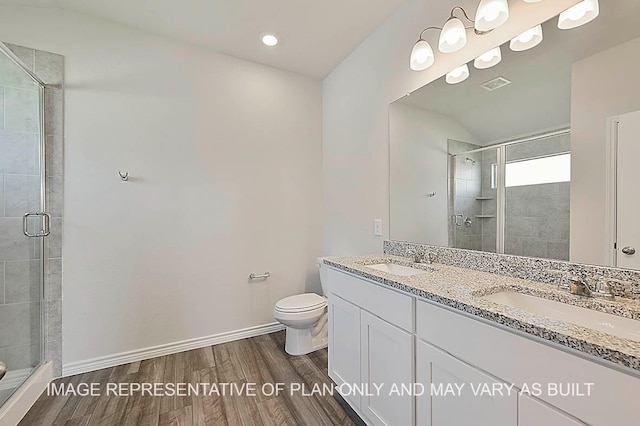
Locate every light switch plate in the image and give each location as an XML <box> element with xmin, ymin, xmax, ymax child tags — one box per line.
<box><xmin>374</xmin><ymin>219</ymin><xmax>383</xmax><ymax>236</ymax></box>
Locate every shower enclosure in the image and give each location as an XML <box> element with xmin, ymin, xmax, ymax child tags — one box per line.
<box><xmin>0</xmin><ymin>42</ymin><xmax>50</xmax><ymax>409</ymax></box>
<box><xmin>449</xmin><ymin>130</ymin><xmax>571</xmax><ymax>261</ymax></box>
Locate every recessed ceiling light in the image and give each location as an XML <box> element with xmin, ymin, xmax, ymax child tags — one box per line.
<box><xmin>262</xmin><ymin>34</ymin><xmax>278</xmax><ymax>47</ymax></box>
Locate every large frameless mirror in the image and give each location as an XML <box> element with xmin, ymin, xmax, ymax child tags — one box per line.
<box><xmin>389</xmin><ymin>0</ymin><xmax>640</xmax><ymax>270</ymax></box>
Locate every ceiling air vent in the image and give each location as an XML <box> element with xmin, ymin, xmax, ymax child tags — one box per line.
<box><xmin>480</xmin><ymin>76</ymin><xmax>512</xmax><ymax>91</ymax></box>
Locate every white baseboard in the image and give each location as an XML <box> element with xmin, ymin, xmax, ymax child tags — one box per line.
<box><xmin>63</xmin><ymin>322</ymin><xmax>285</xmax><ymax>377</ymax></box>
<box><xmin>0</xmin><ymin>362</ymin><xmax>53</xmax><ymax>426</ymax></box>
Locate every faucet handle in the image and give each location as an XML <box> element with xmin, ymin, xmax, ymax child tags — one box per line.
<box><xmin>406</xmin><ymin>248</ymin><xmax>420</xmax><ymax>263</ymax></box>
<box><xmin>546</xmin><ymin>269</ymin><xmax>568</xmax><ymax>290</ymax></box>
<box><xmin>599</xmin><ymin>278</ymin><xmax>633</xmax><ymax>298</ymax></box>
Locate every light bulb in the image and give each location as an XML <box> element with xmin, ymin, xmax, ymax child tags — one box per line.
<box><xmin>510</xmin><ymin>25</ymin><xmax>543</xmax><ymax>51</ymax></box>
<box><xmin>261</xmin><ymin>34</ymin><xmax>278</xmax><ymax>46</ymax></box>
<box><xmin>439</xmin><ymin>18</ymin><xmax>467</xmax><ymax>53</ymax></box>
<box><xmin>446</xmin><ymin>64</ymin><xmax>470</xmax><ymax>84</ymax></box>
<box><xmin>474</xmin><ymin>47</ymin><xmax>502</xmax><ymax>69</ymax></box>
<box><xmin>410</xmin><ymin>40</ymin><xmax>435</xmax><ymax>71</ymax></box>
<box><xmin>475</xmin><ymin>0</ymin><xmax>509</xmax><ymax>32</ymax></box>
<box><xmin>558</xmin><ymin>0</ymin><xmax>599</xmax><ymax>30</ymax></box>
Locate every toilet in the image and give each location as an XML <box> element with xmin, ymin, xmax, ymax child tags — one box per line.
<box><xmin>274</xmin><ymin>258</ymin><xmax>328</xmax><ymax>356</ymax></box>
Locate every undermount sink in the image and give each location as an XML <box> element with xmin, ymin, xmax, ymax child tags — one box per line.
<box><xmin>366</xmin><ymin>263</ymin><xmax>429</xmax><ymax>277</ymax></box>
<box><xmin>482</xmin><ymin>291</ymin><xmax>640</xmax><ymax>342</ymax></box>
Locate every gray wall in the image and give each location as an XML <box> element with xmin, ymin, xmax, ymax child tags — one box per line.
<box><xmin>0</xmin><ymin>42</ymin><xmax>63</xmax><ymax>387</ymax></box>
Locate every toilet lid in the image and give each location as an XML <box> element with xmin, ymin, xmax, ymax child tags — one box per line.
<box><xmin>275</xmin><ymin>293</ymin><xmax>326</xmax><ymax>313</ymax></box>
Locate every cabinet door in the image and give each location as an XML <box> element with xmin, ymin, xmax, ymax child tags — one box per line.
<box><xmin>360</xmin><ymin>310</ymin><xmax>413</xmax><ymax>426</ymax></box>
<box><xmin>416</xmin><ymin>340</ymin><xmax>517</xmax><ymax>426</ymax></box>
<box><xmin>328</xmin><ymin>294</ymin><xmax>361</xmax><ymax>409</ymax></box>
<box><xmin>519</xmin><ymin>394</ymin><xmax>585</xmax><ymax>426</ymax></box>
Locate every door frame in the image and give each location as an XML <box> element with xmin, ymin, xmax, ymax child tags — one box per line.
<box><xmin>605</xmin><ymin>116</ymin><xmax>619</xmax><ymax>268</ymax></box>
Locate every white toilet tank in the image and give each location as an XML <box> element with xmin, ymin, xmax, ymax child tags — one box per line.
<box><xmin>317</xmin><ymin>257</ymin><xmax>329</xmax><ymax>296</ymax></box>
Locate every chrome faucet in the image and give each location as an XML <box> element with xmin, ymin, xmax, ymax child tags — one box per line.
<box><xmin>409</xmin><ymin>250</ymin><xmax>436</xmax><ymax>265</ymax></box>
<box><xmin>408</xmin><ymin>250</ymin><xmax>422</xmax><ymax>264</ymax></box>
<box><xmin>568</xmin><ymin>276</ymin><xmax>592</xmax><ymax>297</ymax></box>
<box><xmin>565</xmin><ymin>276</ymin><xmax>615</xmax><ymax>300</ymax></box>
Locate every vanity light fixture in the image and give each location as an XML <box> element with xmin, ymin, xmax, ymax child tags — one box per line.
<box><xmin>410</xmin><ymin>3</ymin><xmax>508</xmax><ymax>72</ymax></box>
<box><xmin>439</xmin><ymin>16</ymin><xmax>467</xmax><ymax>53</ymax></box>
<box><xmin>475</xmin><ymin>0</ymin><xmax>510</xmax><ymax>32</ymax></box>
<box><xmin>261</xmin><ymin>33</ymin><xmax>279</xmax><ymax>46</ymax></box>
<box><xmin>510</xmin><ymin>24</ymin><xmax>543</xmax><ymax>51</ymax></box>
<box><xmin>446</xmin><ymin>64</ymin><xmax>470</xmax><ymax>84</ymax></box>
<box><xmin>558</xmin><ymin>0</ymin><xmax>599</xmax><ymax>29</ymax></box>
<box><xmin>474</xmin><ymin>46</ymin><xmax>502</xmax><ymax>69</ymax></box>
<box><xmin>410</xmin><ymin>36</ymin><xmax>436</xmax><ymax>71</ymax></box>
<box><xmin>438</xmin><ymin>7</ymin><xmax>479</xmax><ymax>53</ymax></box>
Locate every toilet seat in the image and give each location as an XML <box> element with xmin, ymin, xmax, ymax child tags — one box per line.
<box><xmin>275</xmin><ymin>293</ymin><xmax>326</xmax><ymax>313</ymax></box>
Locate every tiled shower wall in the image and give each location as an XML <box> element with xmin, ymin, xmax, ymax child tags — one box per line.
<box><xmin>0</xmin><ymin>45</ymin><xmax>42</xmax><ymax>387</ymax></box>
<box><xmin>0</xmin><ymin>43</ymin><xmax>64</xmax><ymax>377</ymax></box>
<box><xmin>448</xmin><ymin>140</ymin><xmax>483</xmax><ymax>250</ymax></box>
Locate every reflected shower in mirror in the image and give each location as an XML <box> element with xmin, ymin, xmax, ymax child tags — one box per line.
<box><xmin>389</xmin><ymin>0</ymin><xmax>640</xmax><ymax>269</ymax></box>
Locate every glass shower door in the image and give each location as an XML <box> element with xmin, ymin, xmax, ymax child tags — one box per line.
<box><xmin>503</xmin><ymin>133</ymin><xmax>571</xmax><ymax>260</ymax></box>
<box><xmin>0</xmin><ymin>44</ymin><xmax>46</xmax><ymax>406</ymax></box>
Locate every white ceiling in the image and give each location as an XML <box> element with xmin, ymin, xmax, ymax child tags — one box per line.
<box><xmin>0</xmin><ymin>0</ymin><xmax>406</xmax><ymax>78</ymax></box>
<box><xmin>399</xmin><ymin>0</ymin><xmax>640</xmax><ymax>143</ymax></box>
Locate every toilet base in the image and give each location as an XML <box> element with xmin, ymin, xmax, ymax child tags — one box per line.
<box><xmin>284</xmin><ymin>312</ymin><xmax>328</xmax><ymax>356</ymax></box>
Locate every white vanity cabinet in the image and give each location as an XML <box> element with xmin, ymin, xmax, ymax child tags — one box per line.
<box><xmin>415</xmin><ymin>300</ymin><xmax>640</xmax><ymax>426</ymax></box>
<box><xmin>327</xmin><ymin>267</ymin><xmax>414</xmax><ymax>426</ymax></box>
<box><xmin>326</xmin><ymin>265</ymin><xmax>640</xmax><ymax>426</ymax></box>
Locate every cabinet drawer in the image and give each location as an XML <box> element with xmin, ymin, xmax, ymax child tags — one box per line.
<box><xmin>416</xmin><ymin>340</ymin><xmax>517</xmax><ymax>426</ymax></box>
<box><xmin>416</xmin><ymin>299</ymin><xmax>639</xmax><ymax>426</ymax></box>
<box><xmin>519</xmin><ymin>394</ymin><xmax>585</xmax><ymax>426</ymax></box>
<box><xmin>327</xmin><ymin>266</ymin><xmax>413</xmax><ymax>332</ymax></box>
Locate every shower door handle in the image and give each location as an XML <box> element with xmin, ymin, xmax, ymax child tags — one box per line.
<box><xmin>23</xmin><ymin>212</ymin><xmax>51</xmax><ymax>237</ymax></box>
<box><xmin>454</xmin><ymin>214</ymin><xmax>464</xmax><ymax>226</ymax></box>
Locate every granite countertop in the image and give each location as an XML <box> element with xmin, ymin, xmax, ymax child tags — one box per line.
<box><xmin>324</xmin><ymin>254</ymin><xmax>640</xmax><ymax>372</ymax></box>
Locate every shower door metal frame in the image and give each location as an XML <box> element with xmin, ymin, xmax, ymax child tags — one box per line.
<box><xmin>0</xmin><ymin>41</ymin><xmax>49</xmax><ymax>370</ymax></box>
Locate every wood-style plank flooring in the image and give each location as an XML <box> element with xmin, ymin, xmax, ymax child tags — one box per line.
<box><xmin>20</xmin><ymin>332</ymin><xmax>355</xmax><ymax>425</ymax></box>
